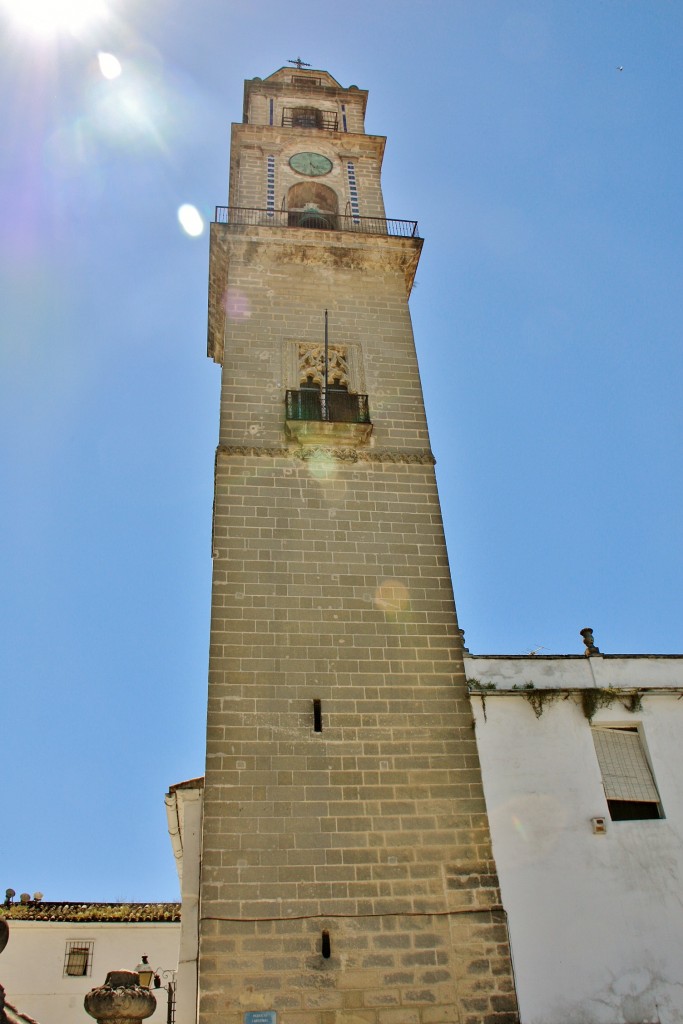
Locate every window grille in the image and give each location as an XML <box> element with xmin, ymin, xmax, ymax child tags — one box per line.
<box><xmin>266</xmin><ymin>155</ymin><xmax>275</xmax><ymax>217</ymax></box>
<box><xmin>64</xmin><ymin>940</ymin><xmax>94</xmax><ymax>976</ymax></box>
<box><xmin>592</xmin><ymin>726</ymin><xmax>662</xmax><ymax>820</ymax></box>
<box><xmin>346</xmin><ymin>162</ymin><xmax>360</xmax><ymax>223</ymax></box>
<box><xmin>281</xmin><ymin>107</ymin><xmax>338</xmax><ymax>131</ymax></box>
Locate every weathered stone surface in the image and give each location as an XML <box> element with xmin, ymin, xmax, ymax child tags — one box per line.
<box><xmin>198</xmin><ymin>66</ymin><xmax>519</xmax><ymax>1024</ymax></box>
<box><xmin>84</xmin><ymin>972</ymin><xmax>156</xmax><ymax>1024</ymax></box>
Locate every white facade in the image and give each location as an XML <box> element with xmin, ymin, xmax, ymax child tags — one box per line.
<box><xmin>1</xmin><ymin>912</ymin><xmax>180</xmax><ymax>1024</ymax></box>
<box><xmin>166</xmin><ymin>654</ymin><xmax>683</xmax><ymax>1024</ymax></box>
<box><xmin>165</xmin><ymin>780</ymin><xmax>202</xmax><ymax>1024</ymax></box>
<box><xmin>466</xmin><ymin>653</ymin><xmax>683</xmax><ymax>1024</ymax></box>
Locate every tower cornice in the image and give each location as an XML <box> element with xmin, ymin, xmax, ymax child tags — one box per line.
<box><xmin>208</xmin><ymin>224</ymin><xmax>422</xmax><ymax>364</ymax></box>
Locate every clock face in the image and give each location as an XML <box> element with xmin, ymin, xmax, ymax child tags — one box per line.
<box><xmin>289</xmin><ymin>152</ymin><xmax>333</xmax><ymax>177</ymax></box>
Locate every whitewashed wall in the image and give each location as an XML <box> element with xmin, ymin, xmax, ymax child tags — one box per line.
<box><xmin>1</xmin><ymin>920</ymin><xmax>180</xmax><ymax>1024</ymax></box>
<box><xmin>466</xmin><ymin>655</ymin><xmax>683</xmax><ymax>1024</ymax></box>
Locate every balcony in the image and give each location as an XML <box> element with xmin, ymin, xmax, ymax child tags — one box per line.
<box><xmin>285</xmin><ymin>388</ymin><xmax>372</xmax><ymax>446</ymax></box>
<box><xmin>282</xmin><ymin>107</ymin><xmax>339</xmax><ymax>131</ymax></box>
<box><xmin>214</xmin><ymin>206</ymin><xmax>420</xmax><ymax>238</ymax></box>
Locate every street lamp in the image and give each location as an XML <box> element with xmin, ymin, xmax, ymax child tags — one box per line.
<box><xmin>134</xmin><ymin>957</ymin><xmax>176</xmax><ymax>1024</ymax></box>
<box><xmin>134</xmin><ymin>957</ymin><xmax>154</xmax><ymax>989</ymax></box>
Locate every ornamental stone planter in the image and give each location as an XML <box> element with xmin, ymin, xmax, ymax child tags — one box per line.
<box><xmin>84</xmin><ymin>970</ymin><xmax>156</xmax><ymax>1024</ymax></box>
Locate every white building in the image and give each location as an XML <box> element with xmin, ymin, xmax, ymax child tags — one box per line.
<box><xmin>0</xmin><ymin>902</ymin><xmax>180</xmax><ymax>1024</ymax></box>
<box><xmin>164</xmin><ymin>648</ymin><xmax>683</xmax><ymax>1024</ymax></box>
<box><xmin>6</xmin><ymin>648</ymin><xmax>680</xmax><ymax>1024</ymax></box>
<box><xmin>466</xmin><ymin>648</ymin><xmax>683</xmax><ymax>1024</ymax></box>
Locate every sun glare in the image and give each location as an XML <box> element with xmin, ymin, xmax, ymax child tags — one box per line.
<box><xmin>178</xmin><ymin>205</ymin><xmax>204</xmax><ymax>238</ymax></box>
<box><xmin>2</xmin><ymin>0</ymin><xmax>106</xmax><ymax>34</ymax></box>
<box><xmin>98</xmin><ymin>51</ymin><xmax>121</xmax><ymax>79</ymax></box>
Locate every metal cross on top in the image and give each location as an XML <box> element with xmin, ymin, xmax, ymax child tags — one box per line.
<box><xmin>288</xmin><ymin>57</ymin><xmax>311</xmax><ymax>69</ymax></box>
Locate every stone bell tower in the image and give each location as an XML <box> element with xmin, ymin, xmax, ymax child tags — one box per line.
<box><xmin>199</xmin><ymin>66</ymin><xmax>518</xmax><ymax>1024</ymax></box>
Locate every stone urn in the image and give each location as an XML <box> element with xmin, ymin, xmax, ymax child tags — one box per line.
<box><xmin>84</xmin><ymin>970</ymin><xmax>157</xmax><ymax>1024</ymax></box>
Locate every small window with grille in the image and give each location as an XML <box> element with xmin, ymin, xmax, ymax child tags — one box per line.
<box><xmin>592</xmin><ymin>725</ymin><xmax>663</xmax><ymax>820</ymax></box>
<box><xmin>64</xmin><ymin>940</ymin><xmax>94</xmax><ymax>976</ymax></box>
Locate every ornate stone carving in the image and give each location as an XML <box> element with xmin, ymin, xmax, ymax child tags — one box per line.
<box><xmin>284</xmin><ymin>340</ymin><xmax>366</xmax><ymax>394</ymax></box>
<box><xmin>84</xmin><ymin>971</ymin><xmax>156</xmax><ymax>1024</ymax></box>
<box><xmin>216</xmin><ymin>444</ymin><xmax>435</xmax><ymax>464</ymax></box>
<box><xmin>218</xmin><ymin>445</ymin><xmax>289</xmax><ymax>458</ymax></box>
<box><xmin>298</xmin><ymin>342</ymin><xmax>350</xmax><ymax>387</ymax></box>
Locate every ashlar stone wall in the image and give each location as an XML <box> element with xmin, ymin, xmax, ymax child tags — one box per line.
<box><xmin>198</xmin><ymin>227</ymin><xmax>518</xmax><ymax>1024</ymax></box>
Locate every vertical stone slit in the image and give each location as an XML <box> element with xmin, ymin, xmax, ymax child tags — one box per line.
<box><xmin>321</xmin><ymin>929</ymin><xmax>331</xmax><ymax>958</ymax></box>
<box><xmin>313</xmin><ymin>698</ymin><xmax>323</xmax><ymax>733</ymax></box>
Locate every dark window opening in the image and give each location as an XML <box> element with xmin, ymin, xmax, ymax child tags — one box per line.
<box><xmin>287</xmin><ymin>209</ymin><xmax>335</xmax><ymax>230</ymax></box>
<box><xmin>593</xmin><ymin>725</ymin><xmax>663</xmax><ymax>821</ymax></box>
<box><xmin>292</xmin><ymin>106</ymin><xmax>323</xmax><ymax>129</ymax></box>
<box><xmin>286</xmin><ymin>182</ymin><xmax>338</xmax><ymax>232</ymax></box>
<box><xmin>321</xmin><ymin>930</ymin><xmax>331</xmax><ymax>959</ymax></box>
<box><xmin>285</xmin><ymin>384</ymin><xmax>370</xmax><ymax>425</ymax></box>
<box><xmin>608</xmin><ymin>799</ymin><xmax>661</xmax><ymax>821</ymax></box>
<box><xmin>282</xmin><ymin>105</ymin><xmax>337</xmax><ymax>130</ymax></box>
<box><xmin>313</xmin><ymin>699</ymin><xmax>322</xmax><ymax>733</ymax></box>
<box><xmin>292</xmin><ymin>377</ymin><xmax>322</xmax><ymax>419</ymax></box>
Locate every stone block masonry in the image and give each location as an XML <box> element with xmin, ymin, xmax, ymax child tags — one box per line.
<box><xmin>199</xmin><ymin>65</ymin><xmax>518</xmax><ymax>1024</ymax></box>
<box><xmin>200</xmin><ymin>455</ymin><xmax>517</xmax><ymax>1024</ymax></box>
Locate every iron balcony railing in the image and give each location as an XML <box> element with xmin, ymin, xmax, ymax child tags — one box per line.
<box><xmin>214</xmin><ymin>207</ymin><xmax>419</xmax><ymax>238</ymax></box>
<box><xmin>281</xmin><ymin>107</ymin><xmax>339</xmax><ymax>131</ymax></box>
<box><xmin>286</xmin><ymin>389</ymin><xmax>370</xmax><ymax>425</ymax></box>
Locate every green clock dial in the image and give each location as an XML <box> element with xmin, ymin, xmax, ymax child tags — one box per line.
<box><xmin>289</xmin><ymin>152</ymin><xmax>333</xmax><ymax>176</ymax></box>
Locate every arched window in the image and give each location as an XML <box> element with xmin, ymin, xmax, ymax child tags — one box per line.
<box><xmin>292</xmin><ymin>375</ymin><xmax>322</xmax><ymax>421</ymax></box>
<box><xmin>287</xmin><ymin>182</ymin><xmax>338</xmax><ymax>230</ymax></box>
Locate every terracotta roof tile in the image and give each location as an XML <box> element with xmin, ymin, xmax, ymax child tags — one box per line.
<box><xmin>0</xmin><ymin>903</ymin><xmax>180</xmax><ymax>923</ymax></box>
<box><xmin>5</xmin><ymin>1000</ymin><xmax>42</xmax><ymax>1024</ymax></box>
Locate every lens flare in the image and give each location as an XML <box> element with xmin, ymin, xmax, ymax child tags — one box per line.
<box><xmin>223</xmin><ymin>287</ymin><xmax>251</xmax><ymax>320</ymax></box>
<box><xmin>306</xmin><ymin>451</ymin><xmax>337</xmax><ymax>482</ymax></box>
<box><xmin>492</xmin><ymin>794</ymin><xmax>565</xmax><ymax>867</ymax></box>
<box><xmin>374</xmin><ymin>580</ymin><xmax>410</xmax><ymax>614</ymax></box>
<box><xmin>2</xmin><ymin>0</ymin><xmax>106</xmax><ymax>33</ymax></box>
<box><xmin>178</xmin><ymin>204</ymin><xmax>204</xmax><ymax>237</ymax></box>
<box><xmin>98</xmin><ymin>52</ymin><xmax>121</xmax><ymax>80</ymax></box>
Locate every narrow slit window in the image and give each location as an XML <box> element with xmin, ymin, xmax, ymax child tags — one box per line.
<box><xmin>313</xmin><ymin>698</ymin><xmax>322</xmax><ymax>732</ymax></box>
<box><xmin>592</xmin><ymin>725</ymin><xmax>663</xmax><ymax>820</ymax></box>
<box><xmin>321</xmin><ymin>929</ymin><xmax>331</xmax><ymax>958</ymax></box>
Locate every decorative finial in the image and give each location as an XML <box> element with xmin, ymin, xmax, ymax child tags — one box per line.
<box><xmin>288</xmin><ymin>57</ymin><xmax>312</xmax><ymax>70</ymax></box>
<box><xmin>580</xmin><ymin>627</ymin><xmax>600</xmax><ymax>657</ymax></box>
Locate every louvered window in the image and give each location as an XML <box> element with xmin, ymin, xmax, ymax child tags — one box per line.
<box><xmin>592</xmin><ymin>726</ymin><xmax>662</xmax><ymax>820</ymax></box>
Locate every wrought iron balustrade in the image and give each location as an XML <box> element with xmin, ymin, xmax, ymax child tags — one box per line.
<box><xmin>214</xmin><ymin>206</ymin><xmax>419</xmax><ymax>238</ymax></box>
<box><xmin>281</xmin><ymin>107</ymin><xmax>339</xmax><ymax>131</ymax></box>
<box><xmin>286</xmin><ymin>389</ymin><xmax>370</xmax><ymax>424</ymax></box>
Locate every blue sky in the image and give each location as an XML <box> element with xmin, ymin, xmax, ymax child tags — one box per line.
<box><xmin>2</xmin><ymin>1</ymin><xmax>682</xmax><ymax>902</ymax></box>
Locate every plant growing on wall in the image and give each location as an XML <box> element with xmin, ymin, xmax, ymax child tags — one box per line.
<box><xmin>624</xmin><ymin>690</ymin><xmax>644</xmax><ymax>713</ymax></box>
<box><xmin>512</xmin><ymin>682</ymin><xmax>562</xmax><ymax>719</ymax></box>
<box><xmin>580</xmin><ymin>687</ymin><xmax>620</xmax><ymax>722</ymax></box>
<box><xmin>467</xmin><ymin>679</ymin><xmax>496</xmax><ymax>722</ymax></box>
